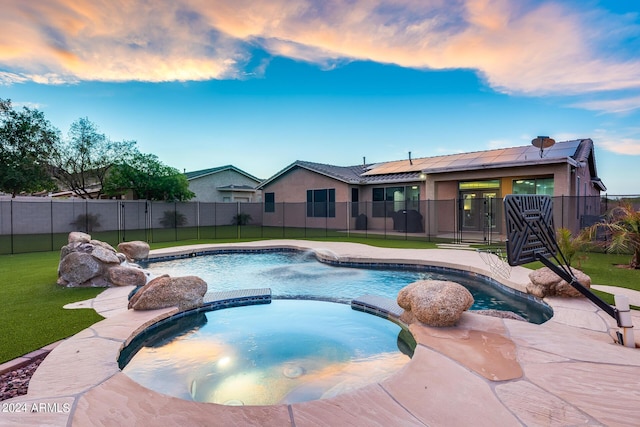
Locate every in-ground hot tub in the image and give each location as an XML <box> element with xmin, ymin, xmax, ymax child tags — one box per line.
<box><xmin>120</xmin><ymin>299</ymin><xmax>415</xmax><ymax>405</ymax></box>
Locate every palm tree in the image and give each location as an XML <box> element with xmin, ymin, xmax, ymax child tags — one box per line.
<box><xmin>584</xmin><ymin>201</ymin><xmax>640</xmax><ymax>269</ymax></box>
<box><xmin>556</xmin><ymin>227</ymin><xmax>587</xmax><ymax>268</ymax></box>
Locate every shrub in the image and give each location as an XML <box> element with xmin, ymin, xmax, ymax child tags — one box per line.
<box><xmin>583</xmin><ymin>201</ymin><xmax>640</xmax><ymax>269</ymax></box>
<box><xmin>70</xmin><ymin>213</ymin><xmax>101</xmax><ymax>232</ymax></box>
<box><xmin>556</xmin><ymin>227</ymin><xmax>587</xmax><ymax>268</ymax></box>
<box><xmin>231</xmin><ymin>212</ymin><xmax>252</xmax><ymax>226</ymax></box>
<box><xmin>159</xmin><ymin>210</ymin><xmax>187</xmax><ymax>228</ymax></box>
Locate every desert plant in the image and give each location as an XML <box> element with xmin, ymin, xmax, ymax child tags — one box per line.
<box><xmin>159</xmin><ymin>210</ymin><xmax>187</xmax><ymax>228</ymax></box>
<box><xmin>231</xmin><ymin>212</ymin><xmax>252</xmax><ymax>226</ymax></box>
<box><xmin>556</xmin><ymin>227</ymin><xmax>587</xmax><ymax>268</ymax></box>
<box><xmin>583</xmin><ymin>201</ymin><xmax>640</xmax><ymax>269</ymax></box>
<box><xmin>70</xmin><ymin>213</ymin><xmax>101</xmax><ymax>232</ymax></box>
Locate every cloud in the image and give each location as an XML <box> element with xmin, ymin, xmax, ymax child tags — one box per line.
<box><xmin>486</xmin><ymin>139</ymin><xmax>514</xmax><ymax>149</ymax></box>
<box><xmin>599</xmin><ymin>138</ymin><xmax>640</xmax><ymax>155</ymax></box>
<box><xmin>1</xmin><ymin>0</ymin><xmax>640</xmax><ymax>106</ymax></box>
<box><xmin>572</xmin><ymin>96</ymin><xmax>640</xmax><ymax>114</ymax></box>
<box><xmin>592</xmin><ymin>129</ymin><xmax>640</xmax><ymax>156</ymax></box>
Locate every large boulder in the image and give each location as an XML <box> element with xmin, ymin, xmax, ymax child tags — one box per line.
<box><xmin>57</xmin><ymin>251</ymin><xmax>103</xmax><ymax>287</ymax></box>
<box><xmin>107</xmin><ymin>265</ymin><xmax>148</xmax><ymax>287</ymax></box>
<box><xmin>90</xmin><ymin>245</ymin><xmax>121</xmax><ymax>264</ymax></box>
<box><xmin>57</xmin><ymin>233</ymin><xmax>151</xmax><ymax>288</ymax></box>
<box><xmin>128</xmin><ymin>275</ymin><xmax>207</xmax><ymax>311</ymax></box>
<box><xmin>117</xmin><ymin>241</ymin><xmax>150</xmax><ymax>261</ymax></box>
<box><xmin>68</xmin><ymin>231</ymin><xmax>91</xmax><ymax>244</ymax></box>
<box><xmin>527</xmin><ymin>266</ymin><xmax>591</xmax><ymax>298</ymax></box>
<box><xmin>398</xmin><ymin>280</ymin><xmax>474</xmax><ymax>327</ymax></box>
<box><xmin>90</xmin><ymin>239</ymin><xmax>117</xmax><ymax>253</ymax></box>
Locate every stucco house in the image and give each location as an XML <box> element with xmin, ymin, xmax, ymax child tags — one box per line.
<box><xmin>258</xmin><ymin>139</ymin><xmax>606</xmax><ymax>240</ymax></box>
<box><xmin>185</xmin><ymin>165</ymin><xmax>263</xmax><ymax>203</ymax></box>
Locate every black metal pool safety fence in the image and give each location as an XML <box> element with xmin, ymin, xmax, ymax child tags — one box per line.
<box><xmin>0</xmin><ymin>195</ymin><xmax>637</xmax><ymax>255</ymax></box>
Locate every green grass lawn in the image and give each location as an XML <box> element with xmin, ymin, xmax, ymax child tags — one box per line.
<box><xmin>0</xmin><ymin>252</ymin><xmax>104</xmax><ymax>363</ymax></box>
<box><xmin>1</xmin><ymin>237</ymin><xmax>638</xmax><ymax>364</ymax></box>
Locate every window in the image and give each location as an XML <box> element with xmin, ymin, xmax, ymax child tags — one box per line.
<box><xmin>306</xmin><ymin>189</ymin><xmax>335</xmax><ymax>217</ymax></box>
<box><xmin>351</xmin><ymin>188</ymin><xmax>359</xmax><ymax>217</ymax></box>
<box><xmin>372</xmin><ymin>185</ymin><xmax>420</xmax><ymax>217</ymax></box>
<box><xmin>264</xmin><ymin>192</ymin><xmax>275</xmax><ymax>212</ymax></box>
<box><xmin>513</xmin><ymin>178</ymin><xmax>554</xmax><ymax>196</ymax></box>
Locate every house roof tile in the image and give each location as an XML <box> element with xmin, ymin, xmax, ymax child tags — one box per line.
<box><xmin>185</xmin><ymin>165</ymin><xmax>262</xmax><ymax>183</ymax></box>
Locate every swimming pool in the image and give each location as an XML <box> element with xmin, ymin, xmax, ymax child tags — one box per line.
<box><xmin>142</xmin><ymin>250</ymin><xmax>551</xmax><ymax>323</ymax></box>
<box><xmin>121</xmin><ymin>300</ymin><xmax>414</xmax><ymax>405</ymax></box>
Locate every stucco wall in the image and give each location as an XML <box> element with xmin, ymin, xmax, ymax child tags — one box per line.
<box><xmin>261</xmin><ymin>168</ymin><xmax>351</xmax><ymax>229</ymax></box>
<box><xmin>261</xmin><ymin>168</ymin><xmax>351</xmax><ymax>203</ymax></box>
<box><xmin>188</xmin><ymin>169</ymin><xmax>261</xmax><ymax>203</ymax></box>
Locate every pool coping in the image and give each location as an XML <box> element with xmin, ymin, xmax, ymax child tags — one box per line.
<box><xmin>3</xmin><ymin>240</ymin><xmax>640</xmax><ymax>426</ymax></box>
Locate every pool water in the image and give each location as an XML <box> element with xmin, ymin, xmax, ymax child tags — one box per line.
<box><xmin>144</xmin><ymin>251</ymin><xmax>550</xmax><ymax>323</ymax></box>
<box><xmin>122</xmin><ymin>300</ymin><xmax>413</xmax><ymax>405</ymax></box>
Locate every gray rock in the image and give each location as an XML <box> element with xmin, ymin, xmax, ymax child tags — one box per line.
<box><xmin>90</xmin><ymin>239</ymin><xmax>116</xmax><ymax>253</ymax></box>
<box><xmin>58</xmin><ymin>233</ymin><xmax>152</xmax><ymax>288</ymax></box>
<box><xmin>527</xmin><ymin>266</ymin><xmax>591</xmax><ymax>298</ymax></box>
<box><xmin>117</xmin><ymin>241</ymin><xmax>150</xmax><ymax>261</ymax></box>
<box><xmin>57</xmin><ymin>252</ymin><xmax>102</xmax><ymax>287</ymax></box>
<box><xmin>397</xmin><ymin>280</ymin><xmax>474</xmax><ymax>327</ymax></box>
<box><xmin>91</xmin><ymin>245</ymin><xmax>121</xmax><ymax>264</ymax></box>
<box><xmin>128</xmin><ymin>275</ymin><xmax>207</xmax><ymax>311</ymax></box>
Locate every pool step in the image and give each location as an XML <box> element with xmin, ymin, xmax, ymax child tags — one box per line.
<box><xmin>351</xmin><ymin>295</ymin><xmax>404</xmax><ymax>319</ymax></box>
<box><xmin>203</xmin><ymin>288</ymin><xmax>271</xmax><ymax>309</ymax></box>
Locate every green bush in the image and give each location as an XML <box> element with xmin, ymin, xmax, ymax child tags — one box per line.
<box><xmin>70</xmin><ymin>213</ymin><xmax>101</xmax><ymax>233</ymax></box>
<box><xmin>159</xmin><ymin>210</ymin><xmax>187</xmax><ymax>228</ymax></box>
<box><xmin>556</xmin><ymin>227</ymin><xmax>587</xmax><ymax>267</ymax></box>
<box><xmin>231</xmin><ymin>212</ymin><xmax>252</xmax><ymax>226</ymax></box>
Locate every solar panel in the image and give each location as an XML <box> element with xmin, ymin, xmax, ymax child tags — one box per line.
<box><xmin>504</xmin><ymin>194</ymin><xmax>557</xmax><ymax>266</ymax></box>
<box><xmin>362</xmin><ymin>140</ymin><xmax>581</xmax><ymax>176</ymax></box>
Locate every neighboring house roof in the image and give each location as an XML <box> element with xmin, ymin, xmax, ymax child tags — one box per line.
<box><xmin>185</xmin><ymin>165</ymin><xmax>262</xmax><ymax>183</ymax></box>
<box><xmin>217</xmin><ymin>185</ymin><xmax>257</xmax><ymax>192</ymax></box>
<box><xmin>259</xmin><ymin>139</ymin><xmax>606</xmax><ymax>189</ymax></box>
<box><xmin>258</xmin><ymin>161</ymin><xmax>372</xmax><ymax>188</ymax></box>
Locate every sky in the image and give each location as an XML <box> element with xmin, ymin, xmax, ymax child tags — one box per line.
<box><xmin>1</xmin><ymin>0</ymin><xmax>640</xmax><ymax>195</ymax></box>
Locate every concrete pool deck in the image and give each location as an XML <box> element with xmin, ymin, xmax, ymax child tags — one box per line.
<box><xmin>2</xmin><ymin>240</ymin><xmax>640</xmax><ymax>426</ymax></box>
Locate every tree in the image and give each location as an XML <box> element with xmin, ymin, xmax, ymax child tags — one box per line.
<box><xmin>584</xmin><ymin>201</ymin><xmax>640</xmax><ymax>269</ymax></box>
<box><xmin>103</xmin><ymin>152</ymin><xmax>195</xmax><ymax>201</ymax></box>
<box><xmin>51</xmin><ymin>117</ymin><xmax>135</xmax><ymax>199</ymax></box>
<box><xmin>0</xmin><ymin>98</ymin><xmax>59</xmax><ymax>197</ymax></box>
